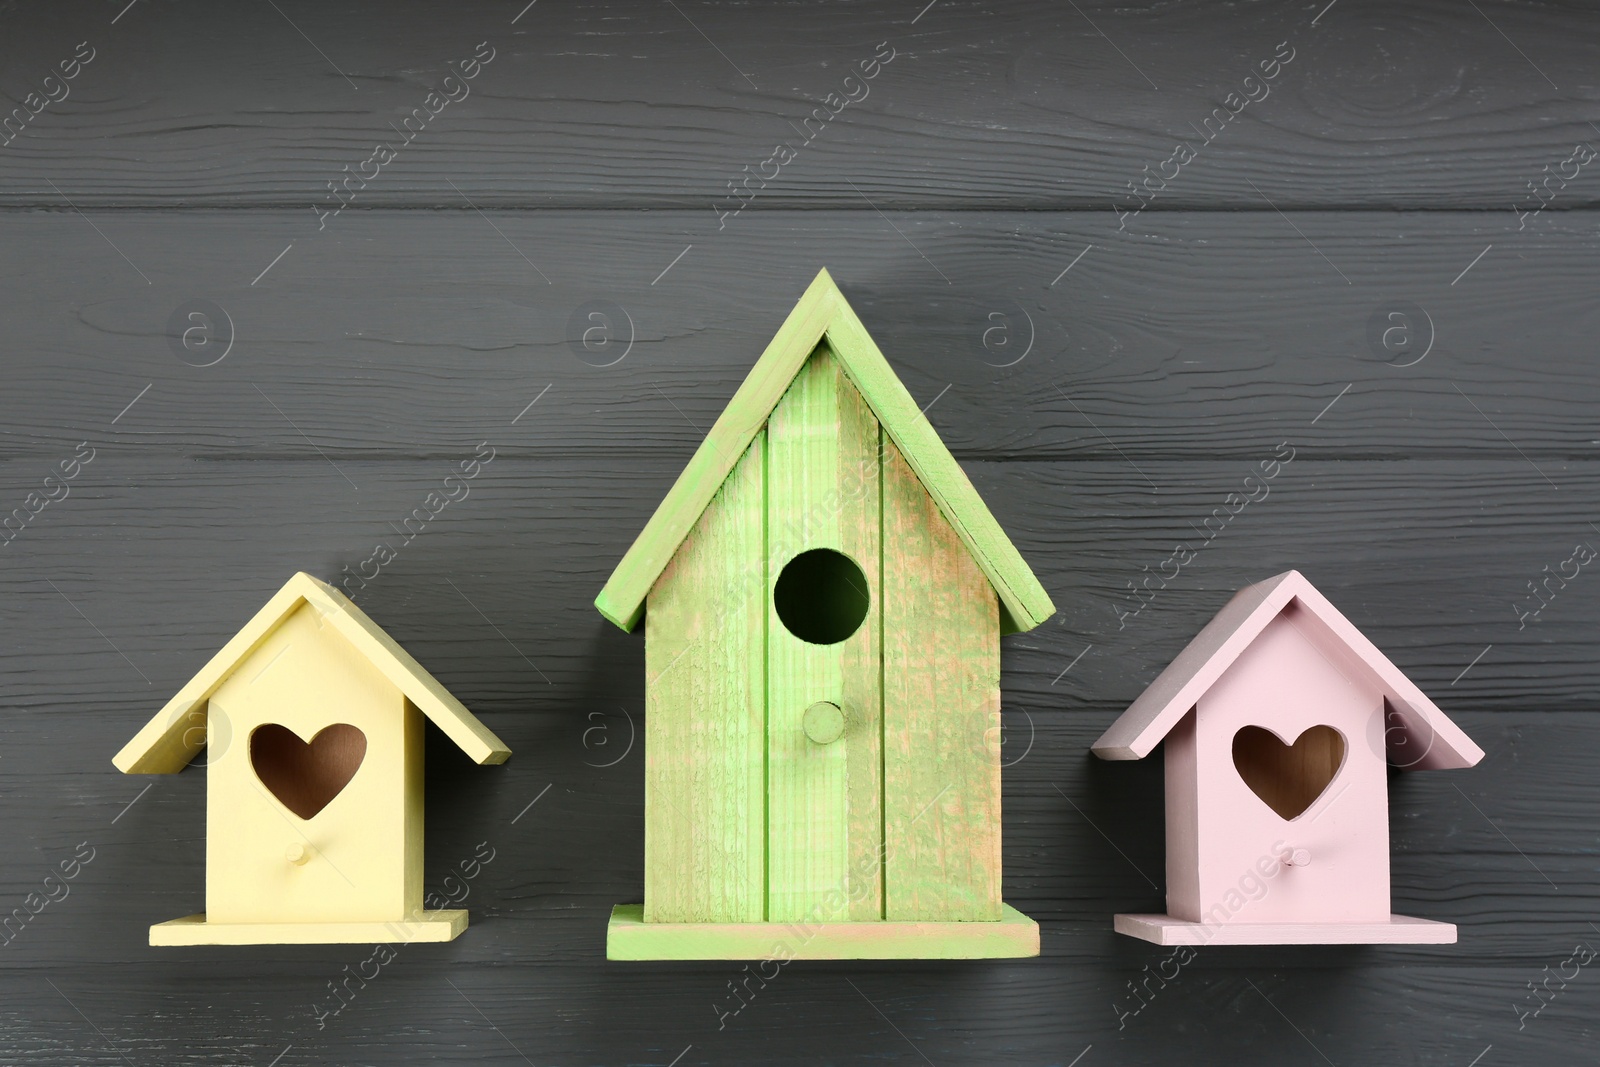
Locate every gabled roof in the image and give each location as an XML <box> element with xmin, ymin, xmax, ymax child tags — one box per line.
<box><xmin>113</xmin><ymin>572</ymin><xmax>511</xmax><ymax>773</ymax></box>
<box><xmin>1091</xmin><ymin>570</ymin><xmax>1484</xmax><ymax>769</ymax></box>
<box><xmin>594</xmin><ymin>268</ymin><xmax>1056</xmax><ymax>635</ymax></box>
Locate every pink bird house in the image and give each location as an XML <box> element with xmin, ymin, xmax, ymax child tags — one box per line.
<box><xmin>1091</xmin><ymin>570</ymin><xmax>1484</xmax><ymax>945</ymax></box>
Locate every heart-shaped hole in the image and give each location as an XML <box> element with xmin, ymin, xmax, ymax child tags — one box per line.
<box><xmin>1231</xmin><ymin>724</ymin><xmax>1346</xmax><ymax>820</ymax></box>
<box><xmin>250</xmin><ymin>723</ymin><xmax>367</xmax><ymax>820</ymax></box>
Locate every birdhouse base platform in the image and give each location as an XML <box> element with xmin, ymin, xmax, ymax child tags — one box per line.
<box><xmin>149</xmin><ymin>910</ymin><xmax>468</xmax><ymax>946</ymax></box>
<box><xmin>606</xmin><ymin>903</ymin><xmax>1040</xmax><ymax>960</ymax></box>
<box><xmin>1114</xmin><ymin>912</ymin><xmax>1457</xmax><ymax>946</ymax></box>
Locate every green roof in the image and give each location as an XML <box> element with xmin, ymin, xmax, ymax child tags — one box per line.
<box><xmin>594</xmin><ymin>268</ymin><xmax>1055</xmax><ymax>635</ymax></box>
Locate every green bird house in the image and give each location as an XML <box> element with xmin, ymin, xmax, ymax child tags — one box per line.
<box><xmin>597</xmin><ymin>269</ymin><xmax>1054</xmax><ymax>960</ymax></box>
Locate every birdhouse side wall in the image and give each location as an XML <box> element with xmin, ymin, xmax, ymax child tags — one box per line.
<box><xmin>643</xmin><ymin>433</ymin><xmax>767</xmax><ymax>924</ymax></box>
<box><xmin>882</xmin><ymin>436</ymin><xmax>1002</xmax><ymax>921</ymax></box>
<box><xmin>1163</xmin><ymin>710</ymin><xmax>1202</xmax><ymax>921</ymax></box>
<box><xmin>401</xmin><ymin>696</ymin><xmax>425</xmax><ymax>912</ymax></box>
<box><xmin>205</xmin><ymin>602</ymin><xmax>418</xmax><ymax>924</ymax></box>
<box><xmin>1188</xmin><ymin>613</ymin><xmax>1391</xmax><ymax>925</ymax></box>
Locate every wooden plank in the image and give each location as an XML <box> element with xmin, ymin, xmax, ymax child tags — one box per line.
<box><xmin>765</xmin><ymin>346</ymin><xmax>883</xmax><ymax>923</ymax></box>
<box><xmin>5</xmin><ymin>702</ymin><xmax>1598</xmax><ymax>966</ymax></box>
<box><xmin>881</xmin><ymin>437</ymin><xmax>1002</xmax><ymax>920</ymax></box>
<box><xmin>606</xmin><ymin>902</ymin><xmax>1037</xmax><ymax>959</ymax></box>
<box><xmin>1113</xmin><ymin>913</ymin><xmax>1456</xmax><ymax>946</ymax></box>
<box><xmin>3</xmin><ymin>454</ymin><xmax>1600</xmax><ymax>719</ymax></box>
<box><xmin>147</xmin><ymin>908</ymin><xmax>465</xmax><ymax>945</ymax></box>
<box><xmin>0</xmin><ymin>0</ymin><xmax>1594</xmax><ymax>210</ymax></box>
<box><xmin>0</xmin><ymin>208</ymin><xmax>1596</xmax><ymax>465</ymax></box>
<box><xmin>3</xmin><ymin>452</ymin><xmax>1600</xmax><ymax>734</ymax></box>
<box><xmin>642</xmin><ymin>434</ymin><xmax>766</xmax><ymax>922</ymax></box>
<box><xmin>7</xmin><ymin>963</ymin><xmax>1587</xmax><ymax>1066</ymax></box>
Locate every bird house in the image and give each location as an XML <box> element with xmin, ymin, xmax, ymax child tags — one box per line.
<box><xmin>1092</xmin><ymin>570</ymin><xmax>1484</xmax><ymax>945</ymax></box>
<box><xmin>596</xmin><ymin>269</ymin><xmax>1055</xmax><ymax>960</ymax></box>
<box><xmin>113</xmin><ymin>572</ymin><xmax>510</xmax><ymax>945</ymax></box>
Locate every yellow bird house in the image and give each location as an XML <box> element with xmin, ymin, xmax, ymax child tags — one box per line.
<box><xmin>113</xmin><ymin>572</ymin><xmax>510</xmax><ymax>946</ymax></box>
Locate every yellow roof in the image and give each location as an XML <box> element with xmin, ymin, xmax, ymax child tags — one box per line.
<box><xmin>113</xmin><ymin>572</ymin><xmax>510</xmax><ymax>773</ymax></box>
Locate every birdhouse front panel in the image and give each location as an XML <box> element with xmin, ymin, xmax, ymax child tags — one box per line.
<box><xmin>765</xmin><ymin>346</ymin><xmax>883</xmax><ymax>923</ymax></box>
<box><xmin>205</xmin><ymin>601</ymin><xmax>422</xmax><ymax>924</ymax></box>
<box><xmin>1180</xmin><ymin>608</ymin><xmax>1390</xmax><ymax>926</ymax></box>
<box><xmin>642</xmin><ymin>344</ymin><xmax>1006</xmax><ymax>928</ymax></box>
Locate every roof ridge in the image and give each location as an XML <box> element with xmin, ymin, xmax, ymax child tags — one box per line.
<box><xmin>1091</xmin><ymin>570</ymin><xmax>1483</xmax><ymax>769</ymax></box>
<box><xmin>594</xmin><ymin>268</ymin><xmax>1055</xmax><ymax>634</ymax></box>
<box><xmin>113</xmin><ymin>573</ymin><xmax>510</xmax><ymax>774</ymax></box>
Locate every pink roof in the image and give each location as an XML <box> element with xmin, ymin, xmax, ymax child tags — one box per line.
<box><xmin>1091</xmin><ymin>570</ymin><xmax>1485</xmax><ymax>769</ymax></box>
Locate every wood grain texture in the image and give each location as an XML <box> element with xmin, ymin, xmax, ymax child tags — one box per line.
<box><xmin>2</xmin><ymin>455</ymin><xmax>1600</xmax><ymax>720</ymax></box>
<box><xmin>643</xmin><ymin>435</ymin><xmax>766</xmax><ymax>922</ymax></box>
<box><xmin>765</xmin><ymin>347</ymin><xmax>883</xmax><ymax>923</ymax></box>
<box><xmin>881</xmin><ymin>436</ymin><xmax>1003</xmax><ymax>921</ymax></box>
<box><xmin>0</xmin><ymin>0</ymin><xmax>1595</xmax><ymax>210</ymax></box>
<box><xmin>1</xmin><ymin>0</ymin><xmax>1596</xmax><ymax>1059</ymax></box>
<box><xmin>1</xmin><ymin>698</ymin><xmax>1593</xmax><ymax>965</ymax></box>
<box><xmin>0</xmin><ymin>208</ymin><xmax>1596</xmax><ymax>464</ymax></box>
<box><xmin>597</xmin><ymin>266</ymin><xmax>1052</xmax><ymax>633</ymax></box>
<box><xmin>607</xmin><ymin>902</ymin><xmax>1037</xmax><ymax>959</ymax></box>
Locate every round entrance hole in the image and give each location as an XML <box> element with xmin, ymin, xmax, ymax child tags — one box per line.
<box><xmin>773</xmin><ymin>548</ymin><xmax>870</xmax><ymax>645</ymax></box>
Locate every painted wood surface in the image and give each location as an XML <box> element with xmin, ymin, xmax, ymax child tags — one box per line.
<box><xmin>626</xmin><ymin>305</ymin><xmax>1037</xmax><ymax>943</ymax></box>
<box><xmin>881</xmin><ymin>437</ymin><xmax>1003</xmax><ymax>921</ymax></box>
<box><xmin>821</xmin><ymin>283</ymin><xmax>1055</xmax><ymax>632</ymax></box>
<box><xmin>1114</xmin><ymin>913</ymin><xmax>1457</xmax><ymax>946</ymax></box>
<box><xmin>113</xmin><ymin>573</ymin><xmax>510</xmax><ymax>773</ymax></box>
<box><xmin>1185</xmin><ymin>614</ymin><xmax>1394</xmax><ymax>926</ymax></box>
<box><xmin>595</xmin><ymin>271</ymin><xmax>837</xmax><ymax>631</ymax></box>
<box><xmin>0</xmin><ymin>209</ymin><xmax>1596</xmax><ymax>462</ymax></box>
<box><xmin>148</xmin><ymin>908</ymin><xmax>468</xmax><ymax>947</ymax></box>
<box><xmin>607</xmin><ymin>903</ymin><xmax>1038</xmax><ymax>960</ymax></box>
<box><xmin>1094</xmin><ymin>571</ymin><xmax>1483</xmax><ymax>767</ymax></box>
<box><xmin>203</xmin><ymin>603</ymin><xmax>419</xmax><ymax>926</ymax></box>
<box><xmin>2</xmin><ymin>0</ymin><xmax>1597</xmax><ymax>1059</ymax></box>
<box><xmin>764</xmin><ymin>348</ymin><xmax>883</xmax><ymax>923</ymax></box>
<box><xmin>107</xmin><ymin>573</ymin><xmax>504</xmax><ymax>943</ymax></box>
<box><xmin>597</xmin><ymin>268</ymin><xmax>1052</xmax><ymax>635</ymax></box>
<box><xmin>0</xmin><ymin>1</ymin><xmax>1593</xmax><ymax>210</ymax></box>
<box><xmin>643</xmin><ymin>437</ymin><xmax>767</xmax><ymax>923</ymax></box>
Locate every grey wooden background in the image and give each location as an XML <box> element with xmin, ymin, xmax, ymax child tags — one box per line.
<box><xmin>0</xmin><ymin>0</ymin><xmax>1596</xmax><ymax>1063</ymax></box>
